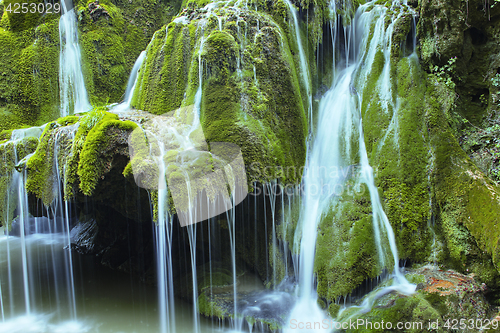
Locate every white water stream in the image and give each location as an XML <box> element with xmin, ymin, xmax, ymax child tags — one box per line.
<box><xmin>283</xmin><ymin>0</ymin><xmax>313</xmax><ymax>135</ymax></box>
<box><xmin>112</xmin><ymin>51</ymin><xmax>147</xmax><ymax>113</ymax></box>
<box><xmin>285</xmin><ymin>2</ymin><xmax>416</xmax><ymax>331</ymax></box>
<box><xmin>59</xmin><ymin>0</ymin><xmax>91</xmax><ymax>116</ymax></box>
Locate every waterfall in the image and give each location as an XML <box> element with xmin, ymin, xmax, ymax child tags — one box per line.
<box><xmin>155</xmin><ymin>142</ymin><xmax>176</xmax><ymax>333</ymax></box>
<box><xmin>0</xmin><ymin>125</ymin><xmax>88</xmax><ymax>331</ymax></box>
<box><xmin>59</xmin><ymin>0</ymin><xmax>91</xmax><ymax>116</ymax></box>
<box><xmin>284</xmin><ymin>0</ymin><xmax>313</xmax><ymax>135</ymax></box>
<box><xmin>112</xmin><ymin>51</ymin><xmax>147</xmax><ymax>113</ymax></box>
<box><xmin>1</xmin><ymin>127</ymin><xmax>45</xmax><ymax>317</ymax></box>
<box><xmin>191</xmin><ymin>37</ymin><xmax>205</xmax><ymax>133</ymax></box>
<box><xmin>286</xmin><ymin>2</ymin><xmax>415</xmax><ymax>331</ymax></box>
<box><xmin>16</xmin><ymin>170</ymin><xmax>31</xmax><ymax>315</ymax></box>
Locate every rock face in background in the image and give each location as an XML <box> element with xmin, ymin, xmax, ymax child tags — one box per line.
<box><xmin>1</xmin><ymin>0</ymin><xmax>500</xmax><ymax>327</ymax></box>
<box><xmin>415</xmin><ymin>0</ymin><xmax>500</xmax><ymax>293</ymax></box>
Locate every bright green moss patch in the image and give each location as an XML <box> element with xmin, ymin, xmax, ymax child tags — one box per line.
<box><xmin>315</xmin><ymin>189</ymin><xmax>382</xmax><ymax>310</ymax></box>
<box><xmin>56</xmin><ymin>115</ymin><xmax>80</xmax><ymax>126</ymax></box>
<box><xmin>25</xmin><ymin>122</ymin><xmax>59</xmax><ymax>204</ymax></box>
<box><xmin>0</xmin><ymin>129</ymin><xmax>13</xmax><ymax>141</ymax></box>
<box><xmin>2</xmin><ymin>0</ymin><xmax>59</xmax><ymax>32</ymax></box>
<box><xmin>0</xmin><ymin>14</ymin><xmax>59</xmax><ymax>129</ymax></box>
<box><xmin>338</xmin><ymin>293</ymin><xmax>441</xmax><ymax>333</ymax></box>
<box><xmin>25</xmin><ymin>109</ymin><xmax>138</xmax><ymax>203</ymax></box>
<box><xmin>77</xmin><ymin>0</ymin><xmax>183</xmax><ymax>106</ymax></box>
<box><xmin>359</xmin><ymin>54</ymin><xmax>432</xmax><ymax>261</ymax></box>
<box><xmin>0</xmin><ymin>135</ymin><xmax>38</xmax><ymax>226</ymax></box>
<box><xmin>77</xmin><ymin>112</ymin><xmax>137</xmax><ymax>195</ymax></box>
<box><xmin>134</xmin><ymin>22</ymin><xmax>196</xmax><ymax>114</ymax></box>
<box><xmin>197</xmin><ymin>292</ymin><xmax>226</xmax><ymax>319</ymax></box>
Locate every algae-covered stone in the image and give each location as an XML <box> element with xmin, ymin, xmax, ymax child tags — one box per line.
<box><xmin>76</xmin><ymin>0</ymin><xmax>183</xmax><ymax>106</ymax></box>
<box><xmin>0</xmin><ymin>136</ymin><xmax>39</xmax><ymax>227</ymax></box>
<box><xmin>135</xmin><ymin>4</ymin><xmax>308</xmax><ymax>187</ymax></box>
<box><xmin>315</xmin><ymin>185</ymin><xmax>383</xmax><ymax>310</ymax></box>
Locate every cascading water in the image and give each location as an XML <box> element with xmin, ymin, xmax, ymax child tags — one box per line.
<box><xmin>112</xmin><ymin>51</ymin><xmax>147</xmax><ymax>113</ymax></box>
<box><xmin>0</xmin><ymin>0</ymin><xmax>430</xmax><ymax>332</ymax></box>
<box><xmin>0</xmin><ymin>126</ymin><xmax>89</xmax><ymax>331</ymax></box>
<box><xmin>284</xmin><ymin>0</ymin><xmax>313</xmax><ymax>134</ymax></box>
<box><xmin>59</xmin><ymin>0</ymin><xmax>91</xmax><ymax>117</ymax></box>
<box><xmin>285</xmin><ymin>2</ymin><xmax>416</xmax><ymax>331</ymax></box>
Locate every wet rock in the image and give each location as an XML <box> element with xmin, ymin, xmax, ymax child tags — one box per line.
<box><xmin>338</xmin><ymin>265</ymin><xmax>497</xmax><ymax>332</ymax></box>
<box><xmin>70</xmin><ymin>219</ymin><xmax>99</xmax><ymax>255</ymax></box>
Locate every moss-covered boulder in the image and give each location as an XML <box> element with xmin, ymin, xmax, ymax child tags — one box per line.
<box><xmin>134</xmin><ymin>1</ymin><xmax>312</xmax><ymax>186</ymax></box>
<box><xmin>314</xmin><ymin>186</ymin><xmax>384</xmax><ymax>313</ymax></box>
<box><xmin>25</xmin><ymin>109</ymin><xmax>140</xmax><ymax>217</ymax></box>
<box><xmin>0</xmin><ymin>134</ymin><xmax>39</xmax><ymax>227</ymax></box>
<box><xmin>0</xmin><ymin>2</ymin><xmax>60</xmax><ymax>130</ymax></box>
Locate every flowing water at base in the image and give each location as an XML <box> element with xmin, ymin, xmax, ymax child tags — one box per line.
<box><xmin>0</xmin><ymin>227</ymin><xmax>247</xmax><ymax>333</ymax></box>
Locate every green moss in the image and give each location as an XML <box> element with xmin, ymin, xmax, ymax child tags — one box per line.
<box><xmin>24</xmin><ymin>109</ymin><xmax>138</xmax><ymax>205</ymax></box>
<box><xmin>0</xmin><ymin>129</ymin><xmax>13</xmax><ymax>141</ymax></box>
<box><xmin>56</xmin><ymin>115</ymin><xmax>80</xmax><ymax>126</ymax></box>
<box><xmin>424</xmin><ymin>74</ymin><xmax>500</xmax><ymax>288</ymax></box>
<box><xmin>357</xmin><ymin>53</ymin><xmax>432</xmax><ymax>261</ymax></box>
<box><xmin>76</xmin><ymin>0</ymin><xmax>183</xmax><ymax>106</ymax></box>
<box><xmin>2</xmin><ymin>1</ymin><xmax>59</xmax><ymax>32</ymax></box>
<box><xmin>134</xmin><ymin>22</ymin><xmax>196</xmax><ymax>114</ymax></box>
<box><xmin>0</xmin><ymin>135</ymin><xmax>38</xmax><ymax>226</ymax></box>
<box><xmin>135</xmin><ymin>9</ymin><xmax>307</xmax><ymax>187</ymax></box>
<box><xmin>337</xmin><ymin>293</ymin><xmax>442</xmax><ymax>333</ymax></box>
<box><xmin>197</xmin><ymin>292</ymin><xmax>226</xmax><ymax>319</ymax></box>
<box><xmin>315</xmin><ymin>188</ymin><xmax>383</xmax><ymax>304</ymax></box>
<box><xmin>25</xmin><ymin>122</ymin><xmax>58</xmax><ymax>203</ymax></box>
<box><xmin>0</xmin><ymin>14</ymin><xmax>59</xmax><ymax>129</ymax></box>
<box><xmin>77</xmin><ymin>111</ymin><xmax>137</xmax><ymax>195</ymax></box>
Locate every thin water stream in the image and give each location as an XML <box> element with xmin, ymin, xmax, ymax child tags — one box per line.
<box><xmin>59</xmin><ymin>0</ymin><xmax>91</xmax><ymax>116</ymax></box>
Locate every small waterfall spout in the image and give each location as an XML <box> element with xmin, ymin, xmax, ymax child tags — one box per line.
<box><xmin>59</xmin><ymin>0</ymin><xmax>91</xmax><ymax>116</ymax></box>
<box><xmin>113</xmin><ymin>51</ymin><xmax>147</xmax><ymax>113</ymax></box>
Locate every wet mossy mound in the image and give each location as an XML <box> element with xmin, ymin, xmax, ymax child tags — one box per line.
<box><xmin>25</xmin><ymin>109</ymin><xmax>138</xmax><ymax>206</ymax></box>
<box><xmin>0</xmin><ymin>3</ymin><xmax>60</xmax><ymax>130</ymax></box>
<box><xmin>134</xmin><ymin>3</ymin><xmax>310</xmax><ymax>186</ymax></box>
<box><xmin>75</xmin><ymin>0</ymin><xmax>183</xmax><ymax>105</ymax></box>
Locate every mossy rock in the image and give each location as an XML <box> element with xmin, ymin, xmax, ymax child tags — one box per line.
<box><xmin>0</xmin><ymin>12</ymin><xmax>59</xmax><ymax>130</ymax></box>
<box><xmin>135</xmin><ymin>5</ymin><xmax>308</xmax><ymax>187</ymax></box>
<box><xmin>338</xmin><ymin>293</ymin><xmax>443</xmax><ymax>333</ymax></box>
<box><xmin>76</xmin><ymin>0</ymin><xmax>183</xmax><ymax>106</ymax></box>
<box><xmin>0</xmin><ymin>135</ymin><xmax>39</xmax><ymax>227</ymax></box>
<box><xmin>25</xmin><ymin>109</ymin><xmax>137</xmax><ymax>205</ymax></box>
<box><xmin>315</xmin><ymin>188</ymin><xmax>384</xmax><ymax>309</ymax></box>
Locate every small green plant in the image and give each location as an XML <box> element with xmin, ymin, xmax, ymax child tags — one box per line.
<box><xmin>431</xmin><ymin>57</ymin><xmax>458</xmax><ymax>89</ymax></box>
